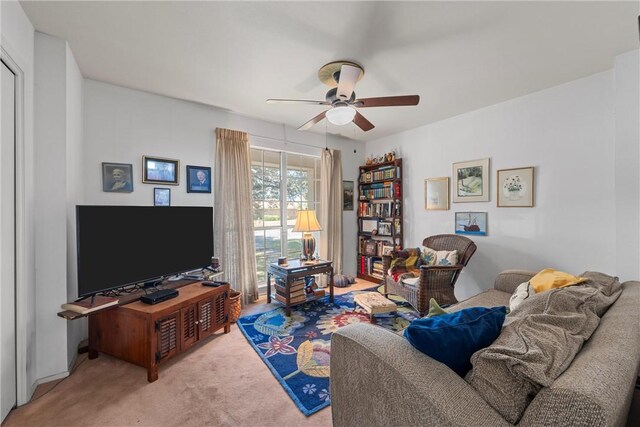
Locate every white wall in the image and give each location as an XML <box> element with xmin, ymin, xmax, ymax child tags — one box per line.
<box><xmin>614</xmin><ymin>50</ymin><xmax>640</xmax><ymax>281</ymax></box>
<box><xmin>65</xmin><ymin>43</ymin><xmax>85</xmax><ymax>369</ymax></box>
<box><xmin>366</xmin><ymin>68</ymin><xmax>630</xmax><ymax>300</ymax></box>
<box><xmin>1</xmin><ymin>0</ymin><xmax>37</xmax><ymax>404</ymax></box>
<box><xmin>33</xmin><ymin>32</ymin><xmax>84</xmax><ymax>380</ymax></box>
<box><xmin>83</xmin><ymin>80</ymin><xmax>362</xmax><ymax>275</ymax></box>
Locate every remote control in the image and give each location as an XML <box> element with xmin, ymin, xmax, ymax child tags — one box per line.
<box><xmin>201</xmin><ymin>281</ymin><xmax>221</xmax><ymax>287</ymax></box>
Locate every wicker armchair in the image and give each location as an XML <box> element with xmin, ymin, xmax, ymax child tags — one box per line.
<box><xmin>382</xmin><ymin>234</ymin><xmax>477</xmax><ymax>316</ymax></box>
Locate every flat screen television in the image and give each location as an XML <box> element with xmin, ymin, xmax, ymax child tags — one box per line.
<box><xmin>76</xmin><ymin>205</ymin><xmax>213</xmax><ymax>297</ymax></box>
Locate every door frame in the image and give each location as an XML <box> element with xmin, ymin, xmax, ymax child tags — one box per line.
<box><xmin>1</xmin><ymin>47</ymin><xmax>31</xmax><ymax>405</ymax></box>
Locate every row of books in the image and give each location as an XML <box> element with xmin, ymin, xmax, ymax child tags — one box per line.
<box><xmin>359</xmin><ymin>237</ymin><xmax>394</xmax><ymax>257</ymax></box>
<box><xmin>274</xmin><ymin>278</ymin><xmax>307</xmax><ymax>304</ymax></box>
<box><xmin>358</xmin><ymin>201</ymin><xmax>400</xmax><ymax>218</ymax></box>
<box><xmin>359</xmin><ymin>166</ymin><xmax>399</xmax><ymax>183</ymax></box>
<box><xmin>359</xmin><ymin>182</ymin><xmax>393</xmax><ymax>200</ymax></box>
<box><xmin>359</xmin><ymin>256</ymin><xmax>384</xmax><ymax>279</ymax></box>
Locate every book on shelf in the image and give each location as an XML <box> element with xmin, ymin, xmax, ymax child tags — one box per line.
<box><xmin>61</xmin><ymin>295</ymin><xmax>118</xmax><ymax>315</ymax></box>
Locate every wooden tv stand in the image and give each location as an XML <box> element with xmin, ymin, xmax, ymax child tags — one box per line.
<box><xmin>88</xmin><ymin>282</ymin><xmax>230</xmax><ymax>382</ymax></box>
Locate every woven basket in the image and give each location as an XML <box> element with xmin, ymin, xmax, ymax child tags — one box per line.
<box><xmin>229</xmin><ymin>290</ymin><xmax>242</xmax><ymax>323</ymax></box>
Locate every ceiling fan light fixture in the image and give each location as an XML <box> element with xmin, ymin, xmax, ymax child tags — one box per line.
<box><xmin>326</xmin><ymin>106</ymin><xmax>356</xmax><ymax>126</ymax></box>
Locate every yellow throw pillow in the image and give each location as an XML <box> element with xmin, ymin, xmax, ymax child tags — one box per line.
<box><xmin>530</xmin><ymin>268</ymin><xmax>588</xmax><ymax>293</ymax></box>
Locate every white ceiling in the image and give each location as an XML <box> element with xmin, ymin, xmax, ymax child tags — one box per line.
<box><xmin>21</xmin><ymin>1</ymin><xmax>639</xmax><ymax>141</ymax></box>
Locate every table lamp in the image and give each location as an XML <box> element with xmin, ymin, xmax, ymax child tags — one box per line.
<box><xmin>292</xmin><ymin>209</ymin><xmax>322</xmax><ymax>262</ymax></box>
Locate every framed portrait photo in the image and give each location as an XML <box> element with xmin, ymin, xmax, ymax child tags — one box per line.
<box><xmin>343</xmin><ymin>181</ymin><xmax>354</xmax><ymax>210</ymax></box>
<box><xmin>186</xmin><ymin>165</ymin><xmax>212</xmax><ymax>193</ymax></box>
<box><xmin>425</xmin><ymin>177</ymin><xmax>449</xmax><ymax>210</ymax></box>
<box><xmin>452</xmin><ymin>158</ymin><xmax>490</xmax><ymax>202</ymax></box>
<box><xmin>497</xmin><ymin>166</ymin><xmax>534</xmax><ymax>207</ymax></box>
<box><xmin>102</xmin><ymin>162</ymin><xmax>133</xmax><ymax>193</ymax></box>
<box><xmin>377</xmin><ymin>221</ymin><xmax>392</xmax><ymax>236</ymax></box>
<box><xmin>154</xmin><ymin>188</ymin><xmax>171</xmax><ymax>207</ymax></box>
<box><xmin>142</xmin><ymin>156</ymin><xmax>179</xmax><ymax>185</ymax></box>
<box><xmin>455</xmin><ymin>212</ymin><xmax>487</xmax><ymax>236</ymax></box>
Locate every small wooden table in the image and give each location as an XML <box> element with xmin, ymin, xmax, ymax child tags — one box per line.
<box><xmin>267</xmin><ymin>259</ymin><xmax>334</xmax><ymax>316</ymax></box>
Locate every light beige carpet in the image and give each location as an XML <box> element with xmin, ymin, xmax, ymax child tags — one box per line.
<box><xmin>3</xmin><ymin>280</ymin><xmax>376</xmax><ymax>427</ymax></box>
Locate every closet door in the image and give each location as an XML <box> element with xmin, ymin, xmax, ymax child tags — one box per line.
<box><xmin>0</xmin><ymin>60</ymin><xmax>17</xmax><ymax>422</ymax></box>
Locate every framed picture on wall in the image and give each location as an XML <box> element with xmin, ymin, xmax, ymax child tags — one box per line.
<box><xmin>142</xmin><ymin>156</ymin><xmax>179</xmax><ymax>185</ymax></box>
<box><xmin>102</xmin><ymin>162</ymin><xmax>133</xmax><ymax>193</ymax></box>
<box><xmin>186</xmin><ymin>165</ymin><xmax>212</xmax><ymax>193</ymax></box>
<box><xmin>452</xmin><ymin>158</ymin><xmax>490</xmax><ymax>202</ymax></box>
<box><xmin>425</xmin><ymin>177</ymin><xmax>449</xmax><ymax>210</ymax></box>
<box><xmin>455</xmin><ymin>212</ymin><xmax>487</xmax><ymax>236</ymax></box>
<box><xmin>343</xmin><ymin>181</ymin><xmax>354</xmax><ymax>210</ymax></box>
<box><xmin>154</xmin><ymin>188</ymin><xmax>171</xmax><ymax>207</ymax></box>
<box><xmin>497</xmin><ymin>166</ymin><xmax>534</xmax><ymax>207</ymax></box>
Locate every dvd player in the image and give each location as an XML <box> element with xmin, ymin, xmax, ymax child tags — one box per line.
<box><xmin>140</xmin><ymin>288</ymin><xmax>179</xmax><ymax>305</ymax></box>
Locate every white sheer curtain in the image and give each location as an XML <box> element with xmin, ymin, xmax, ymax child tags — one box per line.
<box><xmin>319</xmin><ymin>148</ymin><xmax>343</xmax><ymax>274</ymax></box>
<box><xmin>214</xmin><ymin>128</ymin><xmax>258</xmax><ymax>305</ymax></box>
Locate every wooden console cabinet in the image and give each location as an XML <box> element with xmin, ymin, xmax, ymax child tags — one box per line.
<box><xmin>88</xmin><ymin>282</ymin><xmax>230</xmax><ymax>382</ymax></box>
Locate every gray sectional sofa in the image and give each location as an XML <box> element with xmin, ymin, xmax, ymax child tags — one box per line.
<box><xmin>330</xmin><ymin>270</ymin><xmax>640</xmax><ymax>427</ymax></box>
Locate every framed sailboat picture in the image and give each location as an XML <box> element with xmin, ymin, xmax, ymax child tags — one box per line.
<box><xmin>455</xmin><ymin>212</ymin><xmax>487</xmax><ymax>236</ymax></box>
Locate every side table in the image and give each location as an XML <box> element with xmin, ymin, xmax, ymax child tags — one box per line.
<box><xmin>267</xmin><ymin>259</ymin><xmax>334</xmax><ymax>316</ymax></box>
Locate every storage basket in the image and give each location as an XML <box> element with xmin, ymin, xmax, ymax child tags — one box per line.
<box><xmin>229</xmin><ymin>290</ymin><xmax>242</xmax><ymax>323</ymax></box>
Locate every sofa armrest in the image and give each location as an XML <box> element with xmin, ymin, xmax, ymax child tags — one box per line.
<box><xmin>330</xmin><ymin>324</ymin><xmax>510</xmax><ymax>427</ymax></box>
<box><xmin>494</xmin><ymin>269</ymin><xmax>537</xmax><ymax>294</ymax></box>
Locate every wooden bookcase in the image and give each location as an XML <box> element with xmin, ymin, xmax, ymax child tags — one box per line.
<box><xmin>357</xmin><ymin>159</ymin><xmax>403</xmax><ymax>282</ymax></box>
<box><xmin>88</xmin><ymin>282</ymin><xmax>230</xmax><ymax>382</ymax></box>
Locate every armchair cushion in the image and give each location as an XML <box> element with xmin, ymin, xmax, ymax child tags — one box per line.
<box><xmin>420</xmin><ymin>246</ymin><xmax>459</xmax><ymax>266</ymax></box>
<box><xmin>404</xmin><ymin>305</ymin><xmax>507</xmax><ymax>376</ymax></box>
<box><xmin>388</xmin><ymin>247</ymin><xmax>421</xmax><ymax>281</ymax></box>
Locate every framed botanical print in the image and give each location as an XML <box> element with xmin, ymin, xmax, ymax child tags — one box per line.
<box><xmin>425</xmin><ymin>177</ymin><xmax>449</xmax><ymax>210</ymax></box>
<box><xmin>497</xmin><ymin>166</ymin><xmax>534</xmax><ymax>207</ymax></box>
<box><xmin>452</xmin><ymin>158</ymin><xmax>490</xmax><ymax>202</ymax></box>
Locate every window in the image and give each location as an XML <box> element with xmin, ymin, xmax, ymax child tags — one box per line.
<box><xmin>251</xmin><ymin>148</ymin><xmax>320</xmax><ymax>288</ymax></box>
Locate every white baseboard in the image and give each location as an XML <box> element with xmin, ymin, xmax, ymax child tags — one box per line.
<box><xmin>34</xmin><ymin>370</ymin><xmax>69</xmax><ymax>386</ymax></box>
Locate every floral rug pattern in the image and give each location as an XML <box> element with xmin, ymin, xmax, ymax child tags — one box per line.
<box><xmin>237</xmin><ymin>287</ymin><xmax>419</xmax><ymax>416</ymax></box>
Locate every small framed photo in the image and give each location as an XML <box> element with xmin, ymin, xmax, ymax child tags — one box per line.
<box><xmin>360</xmin><ymin>218</ymin><xmax>378</xmax><ymax>234</ymax></box>
<box><xmin>343</xmin><ymin>181</ymin><xmax>354</xmax><ymax>210</ymax></box>
<box><xmin>381</xmin><ymin>244</ymin><xmax>394</xmax><ymax>256</ymax></box>
<box><xmin>102</xmin><ymin>162</ymin><xmax>133</xmax><ymax>193</ymax></box>
<box><xmin>425</xmin><ymin>177</ymin><xmax>449</xmax><ymax>210</ymax></box>
<box><xmin>377</xmin><ymin>221</ymin><xmax>392</xmax><ymax>236</ymax></box>
<box><xmin>497</xmin><ymin>166</ymin><xmax>534</xmax><ymax>207</ymax></box>
<box><xmin>142</xmin><ymin>156</ymin><xmax>179</xmax><ymax>185</ymax></box>
<box><xmin>363</xmin><ymin>240</ymin><xmax>377</xmax><ymax>256</ymax></box>
<box><xmin>453</xmin><ymin>158</ymin><xmax>490</xmax><ymax>202</ymax></box>
<box><xmin>455</xmin><ymin>212</ymin><xmax>487</xmax><ymax>236</ymax></box>
<box><xmin>154</xmin><ymin>188</ymin><xmax>171</xmax><ymax>207</ymax></box>
<box><xmin>186</xmin><ymin>165</ymin><xmax>212</xmax><ymax>193</ymax></box>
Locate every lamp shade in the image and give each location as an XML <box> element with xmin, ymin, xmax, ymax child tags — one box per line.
<box><xmin>292</xmin><ymin>210</ymin><xmax>322</xmax><ymax>232</ymax></box>
<box><xmin>326</xmin><ymin>106</ymin><xmax>356</xmax><ymax>126</ymax></box>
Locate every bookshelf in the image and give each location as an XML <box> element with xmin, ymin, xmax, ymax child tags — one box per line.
<box><xmin>357</xmin><ymin>159</ymin><xmax>403</xmax><ymax>282</ymax></box>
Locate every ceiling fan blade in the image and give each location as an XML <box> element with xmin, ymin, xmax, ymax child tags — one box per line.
<box><xmin>298</xmin><ymin>111</ymin><xmax>327</xmax><ymax>131</ymax></box>
<box><xmin>353</xmin><ymin>111</ymin><xmax>375</xmax><ymax>132</ymax></box>
<box><xmin>354</xmin><ymin>95</ymin><xmax>420</xmax><ymax>108</ymax></box>
<box><xmin>336</xmin><ymin>64</ymin><xmax>362</xmax><ymax>101</ymax></box>
<box><xmin>266</xmin><ymin>98</ymin><xmax>329</xmax><ymax>105</ymax></box>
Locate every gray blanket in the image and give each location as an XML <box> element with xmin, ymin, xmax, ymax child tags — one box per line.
<box><xmin>466</xmin><ymin>271</ymin><xmax>622</xmax><ymax>424</ymax></box>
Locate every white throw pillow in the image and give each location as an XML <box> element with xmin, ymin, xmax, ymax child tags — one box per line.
<box><xmin>420</xmin><ymin>246</ymin><xmax>458</xmax><ymax>266</ymax></box>
<box><xmin>509</xmin><ymin>281</ymin><xmax>535</xmax><ymax>311</ymax></box>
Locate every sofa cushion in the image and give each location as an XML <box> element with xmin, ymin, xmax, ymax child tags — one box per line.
<box><xmin>509</xmin><ymin>281</ymin><xmax>535</xmax><ymax>311</ymax></box>
<box><xmin>404</xmin><ymin>306</ymin><xmax>507</xmax><ymax>377</ymax></box>
<box><xmin>529</xmin><ymin>268</ymin><xmax>587</xmax><ymax>293</ymax></box>
<box><xmin>466</xmin><ymin>271</ymin><xmax>622</xmax><ymax>424</ymax></box>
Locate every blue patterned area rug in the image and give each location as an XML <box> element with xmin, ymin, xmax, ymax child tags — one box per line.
<box><xmin>237</xmin><ymin>286</ymin><xmax>419</xmax><ymax>416</ymax></box>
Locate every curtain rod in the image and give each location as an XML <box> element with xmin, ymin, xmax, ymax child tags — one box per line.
<box><xmin>248</xmin><ymin>132</ymin><xmax>328</xmax><ymax>151</ymax></box>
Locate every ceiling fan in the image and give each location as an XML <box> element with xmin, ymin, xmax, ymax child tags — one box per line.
<box><xmin>266</xmin><ymin>61</ymin><xmax>420</xmax><ymax>132</ymax></box>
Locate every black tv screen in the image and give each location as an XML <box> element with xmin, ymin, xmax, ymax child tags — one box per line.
<box><xmin>76</xmin><ymin>206</ymin><xmax>213</xmax><ymax>297</ymax></box>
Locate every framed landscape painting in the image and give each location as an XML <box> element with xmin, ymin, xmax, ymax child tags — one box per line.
<box><xmin>497</xmin><ymin>166</ymin><xmax>534</xmax><ymax>207</ymax></box>
<box><xmin>143</xmin><ymin>156</ymin><xmax>179</xmax><ymax>185</ymax></box>
<box><xmin>452</xmin><ymin>158</ymin><xmax>490</xmax><ymax>203</ymax></box>
<box><xmin>343</xmin><ymin>181</ymin><xmax>354</xmax><ymax>210</ymax></box>
<box><xmin>425</xmin><ymin>177</ymin><xmax>449</xmax><ymax>210</ymax></box>
<box><xmin>455</xmin><ymin>212</ymin><xmax>487</xmax><ymax>236</ymax></box>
